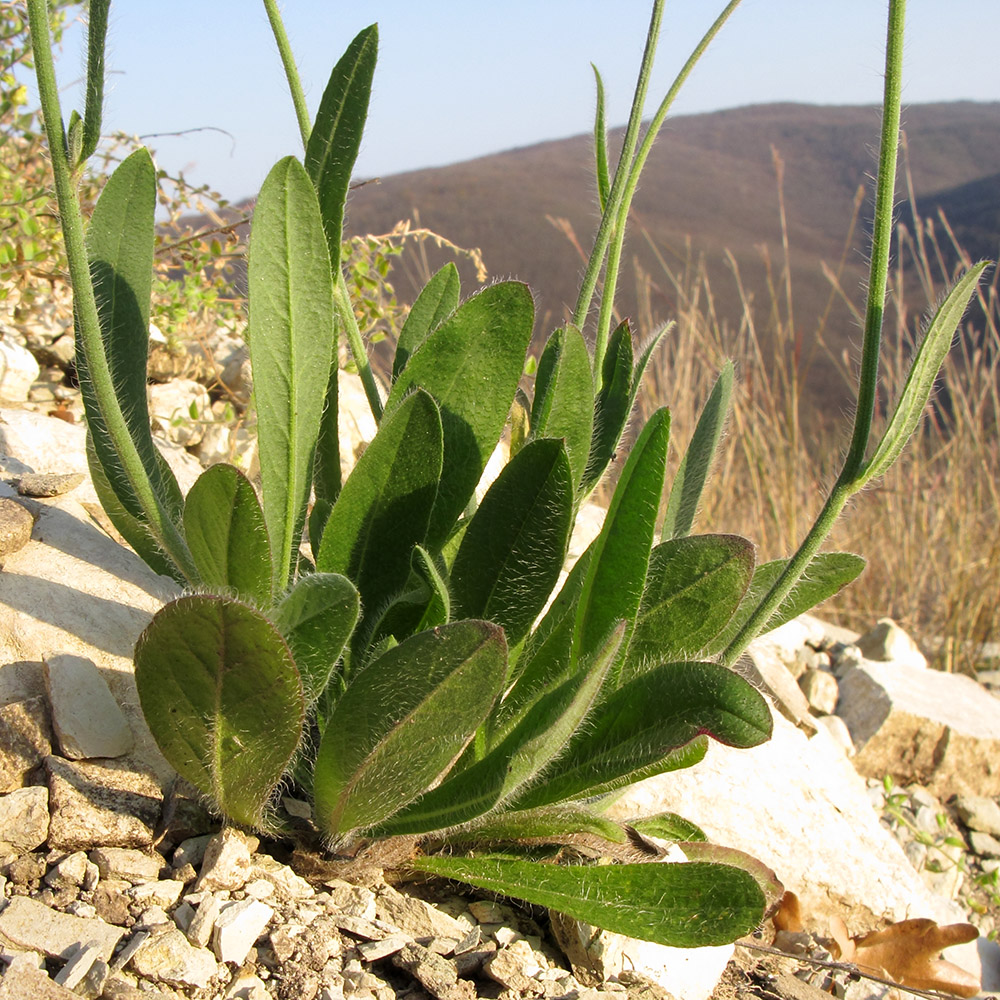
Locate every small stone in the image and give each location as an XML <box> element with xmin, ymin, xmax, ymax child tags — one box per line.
<box><xmin>955</xmin><ymin>795</ymin><xmax>1000</xmax><ymax>836</ymax></box>
<box><xmin>0</xmin><ymin>895</ymin><xmax>123</xmax><ymax>961</ymax></box>
<box><xmin>44</xmin><ymin>850</ymin><xmax>90</xmax><ymax>889</ymax></box>
<box><xmin>194</xmin><ymin>829</ymin><xmax>252</xmax><ymax>892</ymax></box>
<box><xmin>483</xmin><ymin>948</ymin><xmax>543</xmax><ymax>995</ymax></box>
<box><xmin>331</xmin><ymin>914</ymin><xmax>387</xmax><ymax>940</ymax></box>
<box><xmin>42</xmin><ymin>652</ymin><xmax>133</xmax><ymax>760</ymax></box>
<box><xmin>54</xmin><ymin>938</ymin><xmax>103</xmax><ymax>989</ymax></box>
<box><xmin>172</xmin><ymin>901</ymin><xmax>195</xmax><ymax>933</ymax></box>
<box><xmin>65</xmin><ymin>901</ymin><xmax>99</xmax><ymax>920</ymax></box>
<box><xmin>466</xmin><ymin>900</ymin><xmax>507</xmax><ymax>925</ymax></box>
<box><xmin>0</xmin><ymin>961</ymin><xmax>79</xmax><ymax>1000</ymax></box>
<box><xmin>357</xmin><ymin>933</ymin><xmax>411</xmax><ymax>962</ymax></box>
<box><xmin>0</xmin><ymin>697</ymin><xmax>53</xmax><ymax>792</ymax></box>
<box><xmin>225</xmin><ymin>970</ymin><xmax>270</xmax><ymax>1000</ymax></box>
<box><xmin>392</xmin><ymin>941</ymin><xmax>473</xmax><ymax>1000</ymax></box>
<box><xmin>89</xmin><ymin>847</ymin><xmax>165</xmax><ymax>884</ymax></box>
<box><xmin>0</xmin><ymin>497</ymin><xmax>34</xmax><ymax>564</ymax></box>
<box><xmin>0</xmin><ymin>785</ymin><xmax>49</xmax><ymax>853</ymax></box>
<box><xmin>108</xmin><ymin>929</ymin><xmax>150</xmax><ymax>974</ymax></box>
<box><xmin>856</xmin><ymin>617</ymin><xmax>928</xmax><ymax>670</ymax></box>
<box><xmin>376</xmin><ymin>885</ymin><xmax>466</xmax><ymax>940</ymax></box>
<box><xmin>212</xmin><ymin>898</ymin><xmax>274</xmax><ymax>965</ymax></box>
<box><xmin>136</xmin><ymin>905</ymin><xmax>172</xmax><ymax>929</ymax></box>
<box><xmin>798</xmin><ymin>668</ymin><xmax>839</xmax><ymax>715</ymax></box>
<box><xmin>326</xmin><ymin>879</ymin><xmax>376</xmax><ymax>919</ymax></box>
<box><xmin>244</xmin><ymin>878</ymin><xmax>275</xmax><ymax>900</ymax></box>
<box><xmin>186</xmin><ymin>893</ymin><xmax>222</xmax><ymax>948</ymax></box>
<box><xmin>129</xmin><ymin>879</ymin><xmax>185</xmax><ymax>910</ymax></box>
<box><xmin>90</xmin><ymin>879</ymin><xmax>132</xmax><ymax>926</ymax></box>
<box><xmin>129</xmin><ymin>926</ymin><xmax>219</xmax><ymax>989</ymax></box>
<box><xmin>282</xmin><ymin>796</ymin><xmax>312</xmax><ymax>819</ymax></box>
<box><xmin>0</xmin><ymin>338</ymin><xmax>40</xmax><ymax>402</ymax></box>
<box><xmin>15</xmin><ymin>473</ymin><xmax>85</xmax><ymax>498</ymax></box>
<box><xmin>45</xmin><ymin>756</ymin><xmax>162</xmax><ymax>850</ymax></box>
<box><xmin>6</xmin><ymin>851</ymin><xmax>47</xmax><ymax>884</ymax></box>
<box><xmin>970</xmin><ymin>831</ymin><xmax>1000</xmax><ymax>858</ymax></box>
<box><xmin>148</xmin><ymin>378</ymin><xmax>211</xmax><ymax>447</ymax></box>
<box><xmin>249</xmin><ymin>853</ymin><xmax>313</xmax><ymax>899</ymax></box>
<box><xmin>173</xmin><ymin>834</ymin><xmax>213</xmax><ymax>870</ymax></box>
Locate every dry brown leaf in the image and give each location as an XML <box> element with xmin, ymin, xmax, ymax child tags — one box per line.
<box><xmin>773</xmin><ymin>890</ymin><xmax>804</xmax><ymax>933</ymax></box>
<box><xmin>846</xmin><ymin>917</ymin><xmax>979</xmax><ymax>999</ymax></box>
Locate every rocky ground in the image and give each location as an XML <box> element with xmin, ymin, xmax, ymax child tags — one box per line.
<box><xmin>1</xmin><ymin>300</ymin><xmax>1000</xmax><ymax>999</ymax></box>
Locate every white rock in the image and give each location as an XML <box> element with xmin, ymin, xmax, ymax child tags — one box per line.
<box><xmin>89</xmin><ymin>846</ymin><xmax>164</xmax><ymax>883</ymax></box>
<box><xmin>130</xmin><ymin>926</ymin><xmax>219</xmax><ymax>989</ymax></box>
<box><xmin>44</xmin><ymin>850</ymin><xmax>89</xmax><ymax>889</ymax></box>
<box><xmin>53</xmin><ymin>939</ymin><xmax>103</xmax><ymax>989</ymax></box>
<box><xmin>814</xmin><ymin>713</ymin><xmax>855</xmax><ymax>756</ymax></box>
<box><xmin>212</xmin><ymin>898</ymin><xmax>274</xmax><ymax>965</ymax></box>
<box><xmin>338</xmin><ymin>370</ymin><xmax>378</xmax><ymax>476</ymax></box>
<box><xmin>955</xmin><ymin>795</ymin><xmax>1000</xmax><ymax>836</ymax></box>
<box><xmin>376</xmin><ymin>884</ymin><xmax>467</xmax><ymax>939</ymax></box>
<box><xmin>0</xmin><ymin>895</ymin><xmax>123</xmax><ymax>961</ymax></box>
<box><xmin>129</xmin><ymin>879</ymin><xmax>185</xmax><ymax>909</ymax></box>
<box><xmin>0</xmin><ymin>960</ymin><xmax>80</xmax><ymax>1000</ymax></box>
<box><xmin>0</xmin><ymin>337</ymin><xmax>40</xmax><ymax>402</ymax></box>
<box><xmin>798</xmin><ymin>667</ymin><xmax>839</xmax><ymax>715</ymax></box>
<box><xmin>194</xmin><ymin>828</ymin><xmax>252</xmax><ymax>892</ymax></box>
<box><xmin>605</xmin><ymin>705</ymin><xmax>996</xmax><ymax>991</ymax></box>
<box><xmin>42</xmin><ymin>652</ymin><xmax>133</xmax><ymax>760</ymax></box>
<box><xmin>856</xmin><ymin>617</ymin><xmax>928</xmax><ymax>670</ymax></box>
<box><xmin>836</xmin><ymin>658</ymin><xmax>1000</xmax><ymax>797</ymax></box>
<box><xmin>147</xmin><ymin>378</ymin><xmax>211</xmax><ymax>447</ymax></box>
<box><xmin>186</xmin><ymin>893</ymin><xmax>222</xmax><ymax>949</ymax></box>
<box><xmin>0</xmin><ymin>785</ymin><xmax>49</xmax><ymax>852</ymax></box>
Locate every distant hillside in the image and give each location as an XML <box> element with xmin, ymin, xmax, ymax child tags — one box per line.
<box><xmin>341</xmin><ymin>101</ymin><xmax>1000</xmax><ymax>407</ymax></box>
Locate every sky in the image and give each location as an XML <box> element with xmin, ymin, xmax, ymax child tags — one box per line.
<box><xmin>32</xmin><ymin>0</ymin><xmax>1000</xmax><ymax>205</ymax></box>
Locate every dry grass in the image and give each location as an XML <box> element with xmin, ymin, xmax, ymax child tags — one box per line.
<box><xmin>635</xmin><ymin>175</ymin><xmax>999</xmax><ymax>675</ymax></box>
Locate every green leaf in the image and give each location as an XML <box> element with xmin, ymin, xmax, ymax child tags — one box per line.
<box><xmin>81</xmin><ymin>0</ymin><xmax>109</xmax><ymax>162</ymax></box>
<box><xmin>624</xmin><ymin>534</ymin><xmax>754</xmax><ymax>679</ymax></box>
<box><xmin>631</xmin><ymin>812</ymin><xmax>707</xmax><ymax>843</ymax></box>
<box><xmin>393</xmin><ymin>262</ymin><xmax>460</xmax><ymax>382</ymax></box>
<box><xmin>380</xmin><ymin>623</ymin><xmax>623</xmax><ymax>837</ymax></box>
<box><xmin>582</xmin><ymin>319</ymin><xmax>633</xmax><ymax>492</ymax></box>
<box><xmin>458</xmin><ymin>804</ymin><xmax>627</xmax><ymax>845</ymax></box>
<box><xmin>412</xmin><ymin>856</ymin><xmax>764</xmax><ymax>948</ymax></box>
<box><xmin>591</xmin><ymin>64</ymin><xmax>611</xmax><ymax>213</ymax></box>
<box><xmin>662</xmin><ymin>360</ymin><xmax>733</xmax><ymax>539</ymax></box>
<box><xmin>248</xmin><ymin>155</ymin><xmax>337</xmax><ymax>593</ymax></box>
<box><xmin>312</xmin><ymin>361</ymin><xmax>340</xmax><ymax>506</ymax></box>
<box><xmin>513</xmin><ymin>659</ymin><xmax>771</xmax><ymax>809</ymax></box>
<box><xmin>385</xmin><ymin>282</ymin><xmax>535</xmax><ymax>549</ymax></box>
<box><xmin>677</xmin><ymin>842</ymin><xmax>784</xmax><ymax>915</ymax></box>
<box><xmin>530</xmin><ymin>326</ymin><xmax>595</xmax><ymax>489</ymax></box>
<box><xmin>574</xmin><ymin>407</ymin><xmax>670</xmax><ymax>676</ymax></box>
<box><xmin>451</xmin><ymin>438</ymin><xmax>573</xmax><ymax>648</ymax></box>
<box><xmin>304</xmin><ymin>23</ymin><xmax>378</xmax><ymax>270</ymax></box>
<box><xmin>709</xmin><ymin>552</ymin><xmax>865</xmax><ymax>654</ymax></box>
<box><xmin>183</xmin><ymin>464</ymin><xmax>272</xmax><ymax>606</ymax></box>
<box><xmin>272</xmin><ymin>573</ymin><xmax>360</xmax><ymax>705</ymax></box>
<box><xmin>134</xmin><ymin>595</ymin><xmax>304</xmax><ymax>829</ymax></box>
<box><xmin>313</xmin><ymin>620</ymin><xmax>507</xmax><ymax>842</ymax></box>
<box><xmin>859</xmin><ymin>262</ymin><xmax>989</xmax><ymax>486</ymax></box>
<box><xmin>316</xmin><ymin>388</ymin><xmax>442</xmax><ymax>618</ymax></box>
<box><xmin>628</xmin><ymin>322</ymin><xmax>672</xmax><ymax>414</ymax></box>
<box><xmin>85</xmin><ymin>432</ymin><xmax>185</xmax><ymax>586</ymax></box>
<box><xmin>81</xmin><ymin>148</ymin><xmax>181</xmax><ymax>523</ymax></box>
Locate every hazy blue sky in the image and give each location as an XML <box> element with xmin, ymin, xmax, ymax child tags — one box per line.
<box><xmin>36</xmin><ymin>1</ymin><xmax>1000</xmax><ymax>203</ymax></box>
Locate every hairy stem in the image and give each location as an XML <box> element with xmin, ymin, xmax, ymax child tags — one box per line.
<box><xmin>27</xmin><ymin>0</ymin><xmax>199</xmax><ymax>584</ymax></box>
<box><xmin>335</xmin><ymin>270</ymin><xmax>384</xmax><ymax>422</ymax></box>
<box><xmin>262</xmin><ymin>0</ymin><xmax>312</xmax><ymax>149</ymax></box>
<box><xmin>721</xmin><ymin>0</ymin><xmax>907</xmax><ymax>665</ymax></box>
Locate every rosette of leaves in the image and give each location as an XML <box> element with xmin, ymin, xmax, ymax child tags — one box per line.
<box><xmin>29</xmin><ymin>0</ymin><xmax>987</xmax><ymax>951</ymax></box>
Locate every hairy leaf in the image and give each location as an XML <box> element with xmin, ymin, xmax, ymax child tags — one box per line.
<box><xmin>631</xmin><ymin>812</ymin><xmax>707</xmax><ymax>843</ymax></box>
<box><xmin>317</xmin><ymin>388</ymin><xmax>442</xmax><ymax>617</ymax></box>
<box><xmin>582</xmin><ymin>319</ymin><xmax>633</xmax><ymax>492</ymax></box>
<box><xmin>413</xmin><ymin>856</ymin><xmax>765</xmax><ymax>948</ymax></box>
<box><xmin>385</xmin><ymin>282</ymin><xmax>535</xmax><ymax>548</ymax></box>
<box><xmin>248</xmin><ymin>155</ymin><xmax>336</xmax><ymax>593</ymax></box>
<box><xmin>393</xmin><ymin>262</ymin><xmax>460</xmax><ymax>381</ymax></box>
<box><xmin>591</xmin><ymin>64</ymin><xmax>611</xmax><ymax>212</ymax></box>
<box><xmin>304</xmin><ymin>23</ymin><xmax>378</xmax><ymax>269</ymax></box>
<box><xmin>272</xmin><ymin>573</ymin><xmax>359</xmax><ymax>705</ymax></box>
<box><xmin>451</xmin><ymin>438</ymin><xmax>573</xmax><ymax>647</ymax></box>
<box><xmin>134</xmin><ymin>596</ymin><xmax>304</xmax><ymax>829</ymax></box>
<box><xmin>313</xmin><ymin>621</ymin><xmax>506</xmax><ymax>841</ymax></box>
<box><xmin>530</xmin><ymin>326</ymin><xmax>595</xmax><ymax>489</ymax></box>
<box><xmin>184</xmin><ymin>464</ymin><xmax>271</xmax><ymax>606</ymax></box>
<box><xmin>662</xmin><ymin>360</ymin><xmax>733</xmax><ymax>538</ymax></box>
<box><xmin>625</xmin><ymin>533</ymin><xmax>754</xmax><ymax>678</ymax></box>
<box><xmin>459</xmin><ymin>804</ymin><xmax>627</xmax><ymax>845</ymax></box>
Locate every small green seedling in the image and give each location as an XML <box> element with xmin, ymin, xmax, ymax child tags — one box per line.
<box><xmin>28</xmin><ymin>0</ymin><xmax>987</xmax><ymax>949</ymax></box>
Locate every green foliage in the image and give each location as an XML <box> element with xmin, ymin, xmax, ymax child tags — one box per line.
<box><xmin>29</xmin><ymin>0</ymin><xmax>989</xmax><ymax>955</ymax></box>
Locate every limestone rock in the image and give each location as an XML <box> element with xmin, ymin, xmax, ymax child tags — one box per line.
<box><xmin>0</xmin><ymin>697</ymin><xmax>52</xmax><ymax>791</ymax></box>
<box><xmin>193</xmin><ymin>828</ymin><xmax>253</xmax><ymax>892</ymax></box>
<box><xmin>392</xmin><ymin>941</ymin><xmax>473</xmax><ymax>1000</ymax></box>
<box><xmin>376</xmin><ymin>884</ymin><xmax>467</xmax><ymax>940</ymax></box>
<box><xmin>45</xmin><ymin>755</ymin><xmax>163</xmax><ymax>850</ymax></box>
<box><xmin>0</xmin><ymin>785</ymin><xmax>49</xmax><ymax>852</ymax></box>
<box><xmin>836</xmin><ymin>659</ymin><xmax>1000</xmax><ymax>796</ymax></box>
<box><xmin>147</xmin><ymin>378</ymin><xmax>211</xmax><ymax>447</ymax></box>
<box><xmin>89</xmin><ymin>847</ymin><xmax>165</xmax><ymax>884</ymax></box>
<box><xmin>0</xmin><ymin>337</ymin><xmax>41</xmax><ymax>401</ymax></box>
<box><xmin>955</xmin><ymin>795</ymin><xmax>1000</xmax><ymax>836</ymax></box>
<box><xmin>855</xmin><ymin>617</ymin><xmax>927</xmax><ymax>670</ymax></box>
<box><xmin>798</xmin><ymin>667</ymin><xmax>839</xmax><ymax>715</ymax></box>
<box><xmin>605</xmin><ymin>705</ymin><xmax>992</xmax><ymax>989</ymax></box>
<box><xmin>0</xmin><ymin>895</ymin><xmax>123</xmax><ymax>961</ymax></box>
<box><xmin>129</xmin><ymin>927</ymin><xmax>219</xmax><ymax>989</ymax></box>
<box><xmin>15</xmin><ymin>473</ymin><xmax>85</xmax><ymax>498</ymax></box>
<box><xmin>44</xmin><ymin>850</ymin><xmax>90</xmax><ymax>889</ymax></box>
<box><xmin>43</xmin><ymin>652</ymin><xmax>133</xmax><ymax>760</ymax></box>
<box><xmin>129</xmin><ymin>879</ymin><xmax>185</xmax><ymax>910</ymax></box>
<box><xmin>0</xmin><ymin>961</ymin><xmax>80</xmax><ymax>1000</ymax></box>
<box><xmin>212</xmin><ymin>898</ymin><xmax>274</xmax><ymax>965</ymax></box>
<box><xmin>0</xmin><ymin>497</ymin><xmax>33</xmax><ymax>564</ymax></box>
